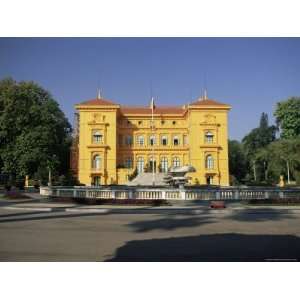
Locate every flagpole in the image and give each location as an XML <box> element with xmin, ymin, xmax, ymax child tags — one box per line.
<box><xmin>151</xmin><ymin>97</ymin><xmax>155</xmax><ymax>186</ymax></box>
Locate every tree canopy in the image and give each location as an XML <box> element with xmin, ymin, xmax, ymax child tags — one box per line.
<box><xmin>274</xmin><ymin>97</ymin><xmax>300</xmax><ymax>139</ymax></box>
<box><xmin>242</xmin><ymin>112</ymin><xmax>277</xmax><ymax>159</ymax></box>
<box><xmin>0</xmin><ymin>78</ymin><xmax>72</xmax><ymax>181</ymax></box>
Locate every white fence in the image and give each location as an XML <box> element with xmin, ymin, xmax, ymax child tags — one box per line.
<box><xmin>40</xmin><ymin>186</ymin><xmax>300</xmax><ymax>201</ymax></box>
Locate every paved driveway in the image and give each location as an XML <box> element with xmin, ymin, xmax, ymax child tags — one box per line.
<box><xmin>0</xmin><ymin>207</ymin><xmax>300</xmax><ymax>261</ymax></box>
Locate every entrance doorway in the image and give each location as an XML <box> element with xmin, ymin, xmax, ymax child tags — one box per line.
<box><xmin>206</xmin><ymin>175</ymin><xmax>213</xmax><ymax>185</ymax></box>
<box><xmin>93</xmin><ymin>176</ymin><xmax>101</xmax><ymax>186</ymax></box>
<box><xmin>149</xmin><ymin>158</ymin><xmax>156</xmax><ymax>172</ymax></box>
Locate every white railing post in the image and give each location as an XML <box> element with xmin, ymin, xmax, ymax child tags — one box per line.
<box><xmin>111</xmin><ymin>190</ymin><xmax>116</xmax><ymax>200</ymax></box>
<box><xmin>216</xmin><ymin>191</ymin><xmax>221</xmax><ymax>200</ymax></box>
<box><xmin>265</xmin><ymin>191</ymin><xmax>269</xmax><ymax>199</ymax></box>
<box><xmin>180</xmin><ymin>190</ymin><xmax>186</xmax><ymax>200</ymax></box>
<box><xmin>234</xmin><ymin>190</ymin><xmax>239</xmax><ymax>200</ymax></box>
<box><xmin>73</xmin><ymin>189</ymin><xmax>77</xmax><ymax>198</ymax></box>
<box><xmin>128</xmin><ymin>190</ymin><xmax>133</xmax><ymax>199</ymax></box>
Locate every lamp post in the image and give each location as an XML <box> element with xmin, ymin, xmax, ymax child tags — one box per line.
<box><xmin>47</xmin><ymin>154</ymin><xmax>57</xmax><ymax>187</ymax></box>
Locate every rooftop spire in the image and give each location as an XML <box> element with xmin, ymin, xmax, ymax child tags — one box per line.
<box><xmin>97</xmin><ymin>88</ymin><xmax>102</xmax><ymax>100</ymax></box>
<box><xmin>204</xmin><ymin>88</ymin><xmax>208</xmax><ymax>100</ymax></box>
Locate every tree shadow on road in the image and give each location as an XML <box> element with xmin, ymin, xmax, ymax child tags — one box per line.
<box><xmin>225</xmin><ymin>208</ymin><xmax>295</xmax><ymax>222</ymax></box>
<box><xmin>128</xmin><ymin>213</ymin><xmax>214</xmax><ymax>232</ymax></box>
<box><xmin>106</xmin><ymin>233</ymin><xmax>300</xmax><ymax>262</ymax></box>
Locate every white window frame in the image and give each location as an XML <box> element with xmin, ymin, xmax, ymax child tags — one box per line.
<box><xmin>206</xmin><ymin>155</ymin><xmax>214</xmax><ymax>169</ymax></box>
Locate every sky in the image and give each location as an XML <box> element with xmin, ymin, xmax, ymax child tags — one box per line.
<box><xmin>0</xmin><ymin>37</ymin><xmax>300</xmax><ymax>140</ymax></box>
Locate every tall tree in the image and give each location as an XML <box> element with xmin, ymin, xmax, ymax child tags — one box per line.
<box><xmin>0</xmin><ymin>78</ymin><xmax>72</xmax><ymax>181</ymax></box>
<box><xmin>228</xmin><ymin>140</ymin><xmax>247</xmax><ymax>182</ymax></box>
<box><xmin>242</xmin><ymin>112</ymin><xmax>277</xmax><ymax>181</ymax></box>
<box><xmin>274</xmin><ymin>97</ymin><xmax>300</xmax><ymax>139</ymax></box>
<box><xmin>256</xmin><ymin>138</ymin><xmax>300</xmax><ymax>184</ymax></box>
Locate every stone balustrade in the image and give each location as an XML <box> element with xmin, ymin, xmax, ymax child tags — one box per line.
<box><xmin>40</xmin><ymin>186</ymin><xmax>300</xmax><ymax>201</ymax></box>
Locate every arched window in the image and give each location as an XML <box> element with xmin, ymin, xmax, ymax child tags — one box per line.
<box><xmin>161</xmin><ymin>135</ymin><xmax>168</xmax><ymax>146</ymax></box>
<box><xmin>205</xmin><ymin>131</ymin><xmax>214</xmax><ymax>143</ymax></box>
<box><xmin>137</xmin><ymin>135</ymin><xmax>144</xmax><ymax>146</ymax></box>
<box><xmin>137</xmin><ymin>157</ymin><xmax>144</xmax><ymax>173</ymax></box>
<box><xmin>161</xmin><ymin>157</ymin><xmax>168</xmax><ymax>172</ymax></box>
<box><xmin>173</xmin><ymin>157</ymin><xmax>180</xmax><ymax>167</ymax></box>
<box><xmin>93</xmin><ymin>131</ymin><xmax>103</xmax><ymax>144</ymax></box>
<box><xmin>173</xmin><ymin>136</ymin><xmax>179</xmax><ymax>146</ymax></box>
<box><xmin>206</xmin><ymin>155</ymin><xmax>214</xmax><ymax>169</ymax></box>
<box><xmin>149</xmin><ymin>135</ymin><xmax>156</xmax><ymax>146</ymax></box>
<box><xmin>92</xmin><ymin>154</ymin><xmax>101</xmax><ymax>170</ymax></box>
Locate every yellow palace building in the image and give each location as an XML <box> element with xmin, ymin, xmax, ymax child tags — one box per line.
<box><xmin>71</xmin><ymin>93</ymin><xmax>231</xmax><ymax>186</ymax></box>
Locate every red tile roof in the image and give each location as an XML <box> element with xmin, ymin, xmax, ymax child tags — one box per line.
<box><xmin>77</xmin><ymin>98</ymin><xmax>118</xmax><ymax>106</ymax></box>
<box><xmin>189</xmin><ymin>98</ymin><xmax>230</xmax><ymax>107</ymax></box>
<box><xmin>120</xmin><ymin>106</ymin><xmax>187</xmax><ymax>115</ymax></box>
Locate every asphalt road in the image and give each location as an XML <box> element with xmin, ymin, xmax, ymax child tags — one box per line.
<box><xmin>0</xmin><ymin>207</ymin><xmax>300</xmax><ymax>261</ymax></box>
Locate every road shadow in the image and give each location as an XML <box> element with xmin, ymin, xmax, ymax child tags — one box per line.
<box><xmin>225</xmin><ymin>208</ymin><xmax>295</xmax><ymax>222</ymax></box>
<box><xmin>107</xmin><ymin>233</ymin><xmax>300</xmax><ymax>262</ymax></box>
<box><xmin>128</xmin><ymin>214</ymin><xmax>214</xmax><ymax>232</ymax></box>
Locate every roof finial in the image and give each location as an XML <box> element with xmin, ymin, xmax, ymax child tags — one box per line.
<box><xmin>97</xmin><ymin>88</ymin><xmax>102</xmax><ymax>100</ymax></box>
<box><xmin>204</xmin><ymin>88</ymin><xmax>207</xmax><ymax>100</ymax></box>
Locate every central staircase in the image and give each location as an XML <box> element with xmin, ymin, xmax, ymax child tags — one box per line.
<box><xmin>126</xmin><ymin>172</ymin><xmax>168</xmax><ymax>186</ymax></box>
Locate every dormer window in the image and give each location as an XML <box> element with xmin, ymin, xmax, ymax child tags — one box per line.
<box><xmin>205</xmin><ymin>131</ymin><xmax>214</xmax><ymax>143</ymax></box>
<box><xmin>93</xmin><ymin>131</ymin><xmax>103</xmax><ymax>144</ymax></box>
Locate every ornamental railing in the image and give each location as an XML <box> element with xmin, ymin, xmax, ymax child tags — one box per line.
<box><xmin>40</xmin><ymin>186</ymin><xmax>300</xmax><ymax>201</ymax></box>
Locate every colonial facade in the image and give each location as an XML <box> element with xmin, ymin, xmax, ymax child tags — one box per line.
<box><xmin>71</xmin><ymin>94</ymin><xmax>231</xmax><ymax>186</ymax></box>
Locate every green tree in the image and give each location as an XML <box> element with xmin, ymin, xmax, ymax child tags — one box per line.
<box><xmin>242</xmin><ymin>112</ymin><xmax>277</xmax><ymax>181</ymax></box>
<box><xmin>274</xmin><ymin>97</ymin><xmax>300</xmax><ymax>139</ymax></box>
<box><xmin>0</xmin><ymin>77</ymin><xmax>72</xmax><ymax>182</ymax></box>
<box><xmin>228</xmin><ymin>140</ymin><xmax>247</xmax><ymax>183</ymax></box>
<box><xmin>256</xmin><ymin>138</ymin><xmax>300</xmax><ymax>184</ymax></box>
